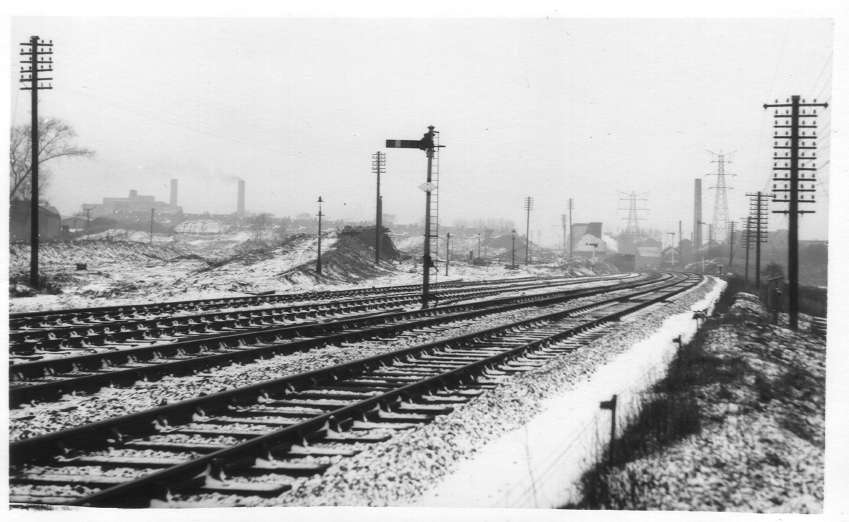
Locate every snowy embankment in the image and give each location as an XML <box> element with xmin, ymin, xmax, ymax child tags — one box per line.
<box><xmin>414</xmin><ymin>277</ymin><xmax>724</xmax><ymax>508</ymax></box>
<box><xmin>8</xmin><ymin>234</ymin><xmax>339</xmax><ymax>312</ymax></box>
<box><xmin>567</xmin><ymin>292</ymin><xmax>825</xmax><ymax>512</ymax></box>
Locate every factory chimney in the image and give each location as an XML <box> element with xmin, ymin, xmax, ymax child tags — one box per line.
<box><xmin>693</xmin><ymin>178</ymin><xmax>702</xmax><ymax>249</ymax></box>
<box><xmin>169</xmin><ymin>179</ymin><xmax>178</xmax><ymax>207</ymax></box>
<box><xmin>237</xmin><ymin>179</ymin><xmax>246</xmax><ymax>217</ymax></box>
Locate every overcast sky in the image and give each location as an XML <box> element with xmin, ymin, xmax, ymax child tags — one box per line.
<box><xmin>10</xmin><ymin>17</ymin><xmax>833</xmax><ymax>243</ymax></box>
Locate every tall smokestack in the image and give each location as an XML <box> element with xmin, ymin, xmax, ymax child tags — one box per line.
<box><xmin>237</xmin><ymin>179</ymin><xmax>246</xmax><ymax>217</ymax></box>
<box><xmin>170</xmin><ymin>179</ymin><xmax>178</xmax><ymax>207</ymax></box>
<box><xmin>693</xmin><ymin>178</ymin><xmax>702</xmax><ymax>249</ymax></box>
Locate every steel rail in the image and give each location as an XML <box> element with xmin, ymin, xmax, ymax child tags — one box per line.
<box><xmin>10</xmin><ymin>274</ymin><xmax>599</xmax><ymax>328</ymax></box>
<box><xmin>9</xmin><ymin>275</ymin><xmax>630</xmax><ymax>352</ymax></box>
<box><xmin>9</xmin><ymin>273</ymin><xmax>692</xmax><ymax>469</ymax></box>
<box><xmin>17</xmin><ymin>273</ymin><xmax>701</xmax><ymax>507</ymax></box>
<box><xmin>9</xmin><ymin>275</ymin><xmax>655</xmax><ymax>405</ymax></box>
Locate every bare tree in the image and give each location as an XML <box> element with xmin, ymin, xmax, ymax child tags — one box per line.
<box><xmin>9</xmin><ymin>117</ymin><xmax>94</xmax><ymax>201</ymax></box>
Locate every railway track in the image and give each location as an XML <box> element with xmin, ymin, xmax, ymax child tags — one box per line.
<box><xmin>9</xmin><ymin>274</ymin><xmax>569</xmax><ymax>330</ymax></box>
<box><xmin>9</xmin><ymin>274</ymin><xmax>627</xmax><ymax>358</ymax></box>
<box><xmin>9</xmin><ymin>273</ymin><xmax>702</xmax><ymax>507</ymax></box>
<box><xmin>8</xmin><ymin>274</ymin><xmax>646</xmax><ymax>406</ymax></box>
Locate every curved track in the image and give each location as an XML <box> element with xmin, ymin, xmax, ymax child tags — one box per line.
<box><xmin>9</xmin><ymin>273</ymin><xmax>702</xmax><ymax>507</ymax></box>
<box><xmin>9</xmin><ymin>274</ymin><xmax>644</xmax><ymax>405</ymax></box>
<box><xmin>9</xmin><ymin>275</ymin><xmax>630</xmax><ymax>357</ymax></box>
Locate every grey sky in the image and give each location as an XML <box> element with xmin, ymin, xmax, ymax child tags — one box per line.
<box><xmin>10</xmin><ymin>17</ymin><xmax>833</xmax><ymax>243</ymax></box>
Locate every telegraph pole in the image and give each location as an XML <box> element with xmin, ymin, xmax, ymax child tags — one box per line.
<box><xmin>149</xmin><ymin>208</ymin><xmax>155</xmax><ymax>244</ymax></box>
<box><xmin>511</xmin><ymin>229</ymin><xmax>516</xmax><ymax>268</ymax></box>
<box><xmin>746</xmin><ymin>192</ymin><xmax>769</xmax><ymax>290</ymax></box>
<box><xmin>445</xmin><ymin>232</ymin><xmax>450</xmax><ymax>276</ymax></box>
<box><xmin>696</xmin><ymin>220</ymin><xmax>707</xmax><ymax>273</ymax></box>
<box><xmin>316</xmin><ymin>196</ymin><xmax>324</xmax><ymax>275</ymax></box>
<box><xmin>678</xmin><ymin>220</ymin><xmax>683</xmax><ymax>265</ymax></box>
<box><xmin>568</xmin><ymin>198</ymin><xmax>574</xmax><ymax>258</ymax></box>
<box><xmin>386</xmin><ymin>126</ymin><xmax>442</xmax><ymax>308</ymax></box>
<box><xmin>523</xmin><ymin>196</ymin><xmax>533</xmax><ymax>265</ymax></box>
<box><xmin>84</xmin><ymin>208</ymin><xmax>92</xmax><ymax>235</ymax></box>
<box><xmin>561</xmin><ymin>214</ymin><xmax>567</xmax><ymax>258</ymax></box>
<box><xmin>764</xmin><ymin>95</ymin><xmax>828</xmax><ymax>330</ymax></box>
<box><xmin>20</xmin><ymin>35</ymin><xmax>53</xmax><ymax>288</ymax></box>
<box><xmin>477</xmin><ymin>232</ymin><xmax>481</xmax><ymax>259</ymax></box>
<box><xmin>372</xmin><ymin>151</ymin><xmax>386</xmax><ymax>264</ymax></box>
<box><xmin>743</xmin><ymin>216</ymin><xmax>752</xmax><ymax>286</ymax></box>
<box><xmin>727</xmin><ymin>221</ymin><xmax>736</xmax><ymax>270</ymax></box>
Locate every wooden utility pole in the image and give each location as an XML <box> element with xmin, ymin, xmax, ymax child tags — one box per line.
<box><xmin>445</xmin><ymin>232</ymin><xmax>450</xmax><ymax>276</ymax></box>
<box><xmin>727</xmin><ymin>221</ymin><xmax>736</xmax><ymax>270</ymax></box>
<box><xmin>316</xmin><ymin>196</ymin><xmax>323</xmax><ymax>275</ymax></box>
<box><xmin>149</xmin><ymin>208</ymin><xmax>155</xmax><ymax>244</ymax></box>
<box><xmin>372</xmin><ymin>151</ymin><xmax>386</xmax><ymax>264</ymax></box>
<box><xmin>746</xmin><ymin>192</ymin><xmax>769</xmax><ymax>290</ymax></box>
<box><xmin>523</xmin><ymin>196</ymin><xmax>533</xmax><ymax>265</ymax></box>
<box><xmin>743</xmin><ymin>216</ymin><xmax>752</xmax><ymax>286</ymax></box>
<box><xmin>561</xmin><ymin>214</ymin><xmax>567</xmax><ymax>258</ymax></box>
<box><xmin>764</xmin><ymin>95</ymin><xmax>828</xmax><ymax>330</ymax></box>
<box><xmin>568</xmin><ymin>198</ymin><xmax>574</xmax><ymax>258</ymax></box>
<box><xmin>511</xmin><ymin>229</ymin><xmax>516</xmax><ymax>267</ymax></box>
<box><xmin>20</xmin><ymin>35</ymin><xmax>53</xmax><ymax>288</ymax></box>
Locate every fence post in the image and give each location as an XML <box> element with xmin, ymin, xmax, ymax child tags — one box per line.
<box><xmin>600</xmin><ymin>394</ymin><xmax>618</xmax><ymax>465</ymax></box>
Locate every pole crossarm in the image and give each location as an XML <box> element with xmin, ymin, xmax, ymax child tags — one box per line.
<box><xmin>762</xmin><ymin>95</ymin><xmax>828</xmax><ymax>329</ymax></box>
<box><xmin>20</xmin><ymin>35</ymin><xmax>54</xmax><ymax>289</ymax></box>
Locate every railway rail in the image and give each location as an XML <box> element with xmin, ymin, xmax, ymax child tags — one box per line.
<box><xmin>9</xmin><ymin>273</ymin><xmax>702</xmax><ymax>507</ymax></box>
<box><xmin>9</xmin><ymin>274</ymin><xmax>647</xmax><ymax>406</ymax></box>
<box><xmin>9</xmin><ymin>275</ymin><xmax>628</xmax><ymax>358</ymax></box>
<box><xmin>9</xmin><ymin>274</ymin><xmax>576</xmax><ymax>330</ymax></box>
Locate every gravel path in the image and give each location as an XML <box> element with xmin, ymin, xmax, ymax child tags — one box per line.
<box><xmin>161</xmin><ymin>277</ymin><xmax>715</xmax><ymax>506</ymax></box>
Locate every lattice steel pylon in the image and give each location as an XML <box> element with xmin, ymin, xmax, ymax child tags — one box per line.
<box><xmin>618</xmin><ymin>191</ymin><xmax>648</xmax><ymax>237</ymax></box>
<box><xmin>706</xmin><ymin>151</ymin><xmax>736</xmax><ymax>245</ymax></box>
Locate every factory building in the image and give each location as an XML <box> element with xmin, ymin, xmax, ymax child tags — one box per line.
<box><xmin>82</xmin><ymin>189</ymin><xmax>182</xmax><ymax>219</ymax></box>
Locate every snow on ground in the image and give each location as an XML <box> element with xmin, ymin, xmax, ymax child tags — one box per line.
<box><xmin>414</xmin><ymin>277</ymin><xmax>725</xmax><ymax>508</ymax></box>
<box><xmin>9</xmin><ymin>225</ymin><xmax>618</xmax><ymax>313</ymax></box>
<box><xmin>569</xmin><ymin>292</ymin><xmax>826</xmax><ymax>512</ymax></box>
<box><xmin>8</xmin><ymin>233</ymin><xmax>339</xmax><ymax>312</ymax></box>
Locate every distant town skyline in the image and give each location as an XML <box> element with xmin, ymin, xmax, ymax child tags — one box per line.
<box><xmin>10</xmin><ymin>17</ymin><xmax>833</xmax><ymax>244</ymax></box>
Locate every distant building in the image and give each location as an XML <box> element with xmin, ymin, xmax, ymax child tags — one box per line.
<box><xmin>571</xmin><ymin>222</ymin><xmax>602</xmax><ymax>243</ymax></box>
<box><xmin>175</xmin><ymin>219</ymin><xmax>226</xmax><ymax>235</ymax></box>
<box><xmin>9</xmin><ymin>199</ymin><xmax>61</xmax><ymax>242</ymax></box>
<box><xmin>574</xmin><ymin>233</ymin><xmax>607</xmax><ymax>257</ymax></box>
<box><xmin>83</xmin><ymin>189</ymin><xmax>182</xmax><ymax>219</ymax></box>
<box><xmin>635</xmin><ymin>245</ymin><xmax>662</xmax><ymax>270</ymax></box>
<box><xmin>661</xmin><ymin>246</ymin><xmax>680</xmax><ymax>265</ymax></box>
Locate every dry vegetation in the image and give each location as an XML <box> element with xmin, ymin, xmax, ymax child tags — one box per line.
<box><xmin>567</xmin><ymin>292</ymin><xmax>825</xmax><ymax>512</ymax></box>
